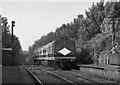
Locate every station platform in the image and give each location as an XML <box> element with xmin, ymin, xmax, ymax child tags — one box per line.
<box><xmin>78</xmin><ymin>64</ymin><xmax>120</xmax><ymax>71</ymax></box>
<box><xmin>78</xmin><ymin>64</ymin><xmax>120</xmax><ymax>83</ymax></box>
<box><xmin>2</xmin><ymin>66</ymin><xmax>34</xmax><ymax>85</ymax></box>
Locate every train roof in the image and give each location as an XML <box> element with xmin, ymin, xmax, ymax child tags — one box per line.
<box><xmin>34</xmin><ymin>40</ymin><xmax>55</xmax><ymax>52</ymax></box>
<box><xmin>34</xmin><ymin>39</ymin><xmax>75</xmax><ymax>52</ymax></box>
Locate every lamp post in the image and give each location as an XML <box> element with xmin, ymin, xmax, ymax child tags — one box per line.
<box><xmin>11</xmin><ymin>21</ymin><xmax>15</xmax><ymax>66</ymax></box>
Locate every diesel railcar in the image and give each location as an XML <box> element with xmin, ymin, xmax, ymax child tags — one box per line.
<box><xmin>33</xmin><ymin>39</ymin><xmax>77</xmax><ymax>69</ymax></box>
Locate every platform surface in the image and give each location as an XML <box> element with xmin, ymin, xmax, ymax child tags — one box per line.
<box><xmin>78</xmin><ymin>64</ymin><xmax>120</xmax><ymax>71</ymax></box>
<box><xmin>2</xmin><ymin>66</ymin><xmax>34</xmax><ymax>85</ymax></box>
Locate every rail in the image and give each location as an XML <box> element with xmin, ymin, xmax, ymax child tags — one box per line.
<box><xmin>34</xmin><ymin>65</ymin><xmax>118</xmax><ymax>83</ymax></box>
<box><xmin>24</xmin><ymin>65</ymin><xmax>43</xmax><ymax>85</ymax></box>
<box><xmin>33</xmin><ymin>65</ymin><xmax>77</xmax><ymax>85</ymax></box>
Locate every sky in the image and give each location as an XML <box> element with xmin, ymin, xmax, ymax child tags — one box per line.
<box><xmin>1</xmin><ymin>0</ymin><xmax>99</xmax><ymax>51</ymax></box>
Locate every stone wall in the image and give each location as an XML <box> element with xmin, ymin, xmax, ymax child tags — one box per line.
<box><xmin>79</xmin><ymin>66</ymin><xmax>119</xmax><ymax>82</ymax></box>
<box><xmin>99</xmin><ymin>51</ymin><xmax>120</xmax><ymax>65</ymax></box>
<box><xmin>99</xmin><ymin>51</ymin><xmax>110</xmax><ymax>65</ymax></box>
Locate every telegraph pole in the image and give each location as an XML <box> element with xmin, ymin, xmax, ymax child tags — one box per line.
<box><xmin>11</xmin><ymin>21</ymin><xmax>15</xmax><ymax>66</ymax></box>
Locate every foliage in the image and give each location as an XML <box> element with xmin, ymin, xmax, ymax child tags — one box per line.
<box><xmin>76</xmin><ymin>48</ymin><xmax>93</xmax><ymax>64</ymax></box>
<box><xmin>84</xmin><ymin>2</ymin><xmax>105</xmax><ymax>37</ymax></box>
<box><xmin>29</xmin><ymin>0</ymin><xmax>120</xmax><ymax>64</ymax></box>
<box><xmin>2</xmin><ymin>16</ymin><xmax>22</xmax><ymax>65</ymax></box>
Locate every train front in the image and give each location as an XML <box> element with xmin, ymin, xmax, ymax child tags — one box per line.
<box><xmin>54</xmin><ymin>39</ymin><xmax>76</xmax><ymax>69</ymax></box>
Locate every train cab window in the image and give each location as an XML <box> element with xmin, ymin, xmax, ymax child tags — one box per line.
<box><xmin>48</xmin><ymin>46</ymin><xmax>52</xmax><ymax>53</ymax></box>
<box><xmin>50</xmin><ymin>46</ymin><xmax>52</xmax><ymax>53</ymax></box>
<box><xmin>49</xmin><ymin>46</ymin><xmax>51</xmax><ymax>50</ymax></box>
<box><xmin>43</xmin><ymin>49</ymin><xmax>46</xmax><ymax>53</ymax></box>
<box><xmin>47</xmin><ymin>46</ymin><xmax>50</xmax><ymax>53</ymax></box>
<box><xmin>39</xmin><ymin>51</ymin><xmax>41</xmax><ymax>55</ymax></box>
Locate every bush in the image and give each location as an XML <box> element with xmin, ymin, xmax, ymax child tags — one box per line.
<box><xmin>76</xmin><ymin>48</ymin><xmax>93</xmax><ymax>64</ymax></box>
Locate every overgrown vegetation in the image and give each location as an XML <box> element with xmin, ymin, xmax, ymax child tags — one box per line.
<box><xmin>29</xmin><ymin>1</ymin><xmax>120</xmax><ymax>64</ymax></box>
<box><xmin>1</xmin><ymin>15</ymin><xmax>22</xmax><ymax>65</ymax></box>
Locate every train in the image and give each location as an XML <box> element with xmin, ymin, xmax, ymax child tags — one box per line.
<box><xmin>33</xmin><ymin>39</ymin><xmax>77</xmax><ymax>69</ymax></box>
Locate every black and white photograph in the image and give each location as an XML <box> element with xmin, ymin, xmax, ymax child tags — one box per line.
<box><xmin>1</xmin><ymin>0</ymin><xmax>120</xmax><ymax>85</ymax></box>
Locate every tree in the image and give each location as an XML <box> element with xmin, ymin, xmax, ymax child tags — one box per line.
<box><xmin>30</xmin><ymin>1</ymin><xmax>120</xmax><ymax>64</ymax></box>
<box><xmin>101</xmin><ymin>1</ymin><xmax>120</xmax><ymax>52</ymax></box>
<box><xmin>2</xmin><ymin>16</ymin><xmax>21</xmax><ymax>65</ymax></box>
<box><xmin>109</xmin><ymin>2</ymin><xmax>120</xmax><ymax>48</ymax></box>
<box><xmin>85</xmin><ymin>1</ymin><xmax>105</xmax><ymax>37</ymax></box>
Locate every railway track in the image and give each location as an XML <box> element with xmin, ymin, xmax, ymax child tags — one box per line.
<box><xmin>24</xmin><ymin>65</ymin><xmax>77</xmax><ymax>85</ymax></box>
<box><xmin>24</xmin><ymin>66</ymin><xmax>43</xmax><ymax>85</ymax></box>
<box><xmin>32</xmin><ymin>65</ymin><xmax>119</xmax><ymax>84</ymax></box>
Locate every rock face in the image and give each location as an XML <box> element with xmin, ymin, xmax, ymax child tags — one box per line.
<box><xmin>109</xmin><ymin>53</ymin><xmax>120</xmax><ymax>65</ymax></box>
<box><xmin>98</xmin><ymin>15</ymin><xmax>120</xmax><ymax>65</ymax></box>
<box><xmin>99</xmin><ymin>51</ymin><xmax>110</xmax><ymax>65</ymax></box>
<box><xmin>99</xmin><ymin>51</ymin><xmax>120</xmax><ymax>65</ymax></box>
